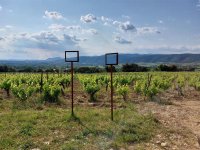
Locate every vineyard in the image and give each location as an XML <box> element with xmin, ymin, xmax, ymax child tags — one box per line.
<box><xmin>1</xmin><ymin>72</ymin><xmax>200</xmax><ymax>103</ymax></box>
<box><xmin>0</xmin><ymin>72</ymin><xmax>200</xmax><ymax>149</ymax></box>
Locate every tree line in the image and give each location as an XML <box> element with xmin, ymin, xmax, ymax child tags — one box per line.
<box><xmin>0</xmin><ymin>64</ymin><xmax>196</xmax><ymax>73</ymax></box>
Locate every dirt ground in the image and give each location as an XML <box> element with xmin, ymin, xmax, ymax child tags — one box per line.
<box><xmin>135</xmin><ymin>88</ymin><xmax>200</xmax><ymax>150</ymax></box>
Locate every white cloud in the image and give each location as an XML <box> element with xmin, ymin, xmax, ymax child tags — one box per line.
<box><xmin>114</xmin><ymin>36</ymin><xmax>132</xmax><ymax>44</ymax></box>
<box><xmin>66</xmin><ymin>25</ymin><xmax>82</xmax><ymax>30</ymax></box>
<box><xmin>0</xmin><ymin>30</ymin><xmax>91</xmax><ymax>59</ymax></box>
<box><xmin>112</xmin><ymin>20</ymin><xmax>159</xmax><ymax>35</ymax></box>
<box><xmin>82</xmin><ymin>28</ymin><xmax>98</xmax><ymax>35</ymax></box>
<box><xmin>80</xmin><ymin>14</ymin><xmax>96</xmax><ymax>23</ymax></box>
<box><xmin>71</xmin><ymin>35</ymin><xmax>87</xmax><ymax>42</ymax></box>
<box><xmin>0</xmin><ymin>28</ymin><xmax>5</xmax><ymax>32</ymax></box>
<box><xmin>120</xmin><ymin>21</ymin><xmax>135</xmax><ymax>31</ymax></box>
<box><xmin>31</xmin><ymin>31</ymin><xmax>60</xmax><ymax>44</ymax></box>
<box><xmin>122</xmin><ymin>15</ymin><xmax>130</xmax><ymax>19</ymax></box>
<box><xmin>100</xmin><ymin>16</ymin><xmax>113</xmax><ymax>26</ymax></box>
<box><xmin>158</xmin><ymin>20</ymin><xmax>163</xmax><ymax>24</ymax></box>
<box><xmin>101</xmin><ymin>16</ymin><xmax>113</xmax><ymax>22</ymax></box>
<box><xmin>48</xmin><ymin>24</ymin><xmax>67</xmax><ymax>31</ymax></box>
<box><xmin>0</xmin><ymin>37</ymin><xmax>4</xmax><ymax>41</ymax></box>
<box><xmin>5</xmin><ymin>25</ymin><xmax>13</xmax><ymax>29</ymax></box>
<box><xmin>113</xmin><ymin>21</ymin><xmax>136</xmax><ymax>32</ymax></box>
<box><xmin>48</xmin><ymin>24</ymin><xmax>81</xmax><ymax>31</ymax></box>
<box><xmin>1</xmin><ymin>31</ymin><xmax>79</xmax><ymax>52</ymax></box>
<box><xmin>43</xmin><ymin>10</ymin><xmax>64</xmax><ymax>20</ymax></box>
<box><xmin>48</xmin><ymin>24</ymin><xmax>97</xmax><ymax>35</ymax></box>
<box><xmin>137</xmin><ymin>27</ymin><xmax>161</xmax><ymax>35</ymax></box>
<box><xmin>0</xmin><ymin>25</ymin><xmax>14</xmax><ymax>32</ymax></box>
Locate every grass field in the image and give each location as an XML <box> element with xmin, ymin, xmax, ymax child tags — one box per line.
<box><xmin>0</xmin><ymin>98</ymin><xmax>159</xmax><ymax>150</ymax></box>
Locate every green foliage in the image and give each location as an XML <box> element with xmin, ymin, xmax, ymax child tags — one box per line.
<box><xmin>84</xmin><ymin>82</ymin><xmax>100</xmax><ymax>102</ymax></box>
<box><xmin>122</xmin><ymin>63</ymin><xmax>148</xmax><ymax>72</ymax></box>
<box><xmin>156</xmin><ymin>64</ymin><xmax>178</xmax><ymax>71</ymax></box>
<box><xmin>116</xmin><ymin>85</ymin><xmax>129</xmax><ymax>101</ymax></box>
<box><xmin>0</xmin><ymin>72</ymin><xmax>199</xmax><ymax>104</ymax></box>
<box><xmin>78</xmin><ymin>76</ymin><xmax>101</xmax><ymax>102</ymax></box>
<box><xmin>134</xmin><ymin>80</ymin><xmax>159</xmax><ymax>98</ymax></box>
<box><xmin>55</xmin><ymin>76</ymin><xmax>71</xmax><ymax>88</ymax></box>
<box><xmin>114</xmin><ymin>76</ymin><xmax>131</xmax><ymax>88</ymax></box>
<box><xmin>196</xmin><ymin>82</ymin><xmax>200</xmax><ymax>91</ymax></box>
<box><xmin>188</xmin><ymin>74</ymin><xmax>200</xmax><ymax>91</ymax></box>
<box><xmin>0</xmin><ymin>79</ymin><xmax>11</xmax><ymax>96</ymax></box>
<box><xmin>11</xmin><ymin>84</ymin><xmax>38</xmax><ymax>101</ymax></box>
<box><xmin>0</xmin><ymin>79</ymin><xmax>11</xmax><ymax>91</ymax></box>
<box><xmin>42</xmin><ymin>83</ymin><xmax>61</xmax><ymax>103</ymax></box>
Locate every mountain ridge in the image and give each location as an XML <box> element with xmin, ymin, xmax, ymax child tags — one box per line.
<box><xmin>1</xmin><ymin>53</ymin><xmax>200</xmax><ymax>67</ymax></box>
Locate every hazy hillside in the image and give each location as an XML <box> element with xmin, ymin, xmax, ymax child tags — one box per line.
<box><xmin>1</xmin><ymin>54</ymin><xmax>200</xmax><ymax>67</ymax></box>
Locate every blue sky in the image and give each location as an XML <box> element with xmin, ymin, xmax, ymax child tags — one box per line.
<box><xmin>0</xmin><ymin>0</ymin><xmax>200</xmax><ymax>60</ymax></box>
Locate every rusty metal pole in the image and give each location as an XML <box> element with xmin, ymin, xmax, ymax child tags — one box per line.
<box><xmin>71</xmin><ymin>62</ymin><xmax>74</xmax><ymax>116</ymax></box>
<box><xmin>110</xmin><ymin>65</ymin><xmax>113</xmax><ymax>121</ymax></box>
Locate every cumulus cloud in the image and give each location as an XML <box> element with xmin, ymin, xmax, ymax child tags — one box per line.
<box><xmin>101</xmin><ymin>16</ymin><xmax>112</xmax><ymax>22</ymax></box>
<box><xmin>0</xmin><ymin>37</ymin><xmax>4</xmax><ymax>41</ymax></box>
<box><xmin>48</xmin><ymin>24</ymin><xmax>81</xmax><ymax>31</ymax></box>
<box><xmin>43</xmin><ymin>10</ymin><xmax>64</xmax><ymax>20</ymax></box>
<box><xmin>114</xmin><ymin>36</ymin><xmax>132</xmax><ymax>44</ymax></box>
<box><xmin>0</xmin><ymin>25</ymin><xmax>14</xmax><ymax>32</ymax></box>
<box><xmin>113</xmin><ymin>21</ymin><xmax>136</xmax><ymax>32</ymax></box>
<box><xmin>66</xmin><ymin>25</ymin><xmax>82</xmax><ymax>30</ymax></box>
<box><xmin>31</xmin><ymin>31</ymin><xmax>60</xmax><ymax>44</ymax></box>
<box><xmin>100</xmin><ymin>16</ymin><xmax>113</xmax><ymax>26</ymax></box>
<box><xmin>0</xmin><ymin>31</ymin><xmax>87</xmax><ymax>59</ymax></box>
<box><xmin>48</xmin><ymin>24</ymin><xmax>97</xmax><ymax>35</ymax></box>
<box><xmin>1</xmin><ymin>31</ymin><xmax>80</xmax><ymax>52</ymax></box>
<box><xmin>82</xmin><ymin>28</ymin><xmax>98</xmax><ymax>35</ymax></box>
<box><xmin>137</xmin><ymin>27</ymin><xmax>161</xmax><ymax>35</ymax></box>
<box><xmin>71</xmin><ymin>35</ymin><xmax>87</xmax><ymax>42</ymax></box>
<box><xmin>80</xmin><ymin>14</ymin><xmax>96</xmax><ymax>23</ymax></box>
<box><xmin>119</xmin><ymin>21</ymin><xmax>135</xmax><ymax>31</ymax></box>
<box><xmin>48</xmin><ymin>24</ymin><xmax>66</xmax><ymax>31</ymax></box>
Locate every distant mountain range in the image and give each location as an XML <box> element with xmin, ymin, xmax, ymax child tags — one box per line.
<box><xmin>1</xmin><ymin>53</ymin><xmax>200</xmax><ymax>67</ymax></box>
